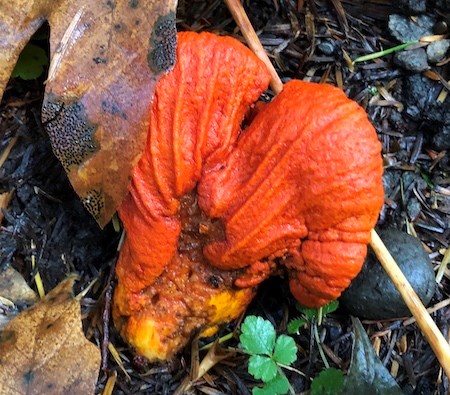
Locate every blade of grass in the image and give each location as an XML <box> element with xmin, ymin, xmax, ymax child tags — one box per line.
<box><xmin>353</xmin><ymin>41</ymin><xmax>417</xmax><ymax>64</ymax></box>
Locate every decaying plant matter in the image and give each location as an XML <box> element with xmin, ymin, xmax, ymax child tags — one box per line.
<box><xmin>113</xmin><ymin>31</ymin><xmax>384</xmax><ymax>361</ymax></box>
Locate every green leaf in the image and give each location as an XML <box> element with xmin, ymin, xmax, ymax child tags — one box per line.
<box><xmin>12</xmin><ymin>44</ymin><xmax>48</xmax><ymax>80</ymax></box>
<box><xmin>287</xmin><ymin>317</ymin><xmax>307</xmax><ymax>334</ymax></box>
<box><xmin>340</xmin><ymin>318</ymin><xmax>404</xmax><ymax>395</ymax></box>
<box><xmin>295</xmin><ymin>304</ymin><xmax>319</xmax><ymax>321</ymax></box>
<box><xmin>311</xmin><ymin>368</ymin><xmax>345</xmax><ymax>395</ymax></box>
<box><xmin>248</xmin><ymin>355</ymin><xmax>278</xmax><ymax>382</ymax></box>
<box><xmin>321</xmin><ymin>300</ymin><xmax>339</xmax><ymax>315</ymax></box>
<box><xmin>295</xmin><ymin>300</ymin><xmax>339</xmax><ymax>323</ymax></box>
<box><xmin>273</xmin><ymin>335</ymin><xmax>297</xmax><ymax>365</ymax></box>
<box><xmin>253</xmin><ymin>374</ymin><xmax>290</xmax><ymax>395</ymax></box>
<box><xmin>240</xmin><ymin>316</ymin><xmax>276</xmax><ymax>356</ymax></box>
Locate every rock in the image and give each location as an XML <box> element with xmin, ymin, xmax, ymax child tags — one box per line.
<box><xmin>433</xmin><ymin>124</ymin><xmax>450</xmax><ymax>151</ymax></box>
<box><xmin>404</xmin><ymin>74</ymin><xmax>434</xmax><ymax>119</ymax></box>
<box><xmin>399</xmin><ymin>0</ymin><xmax>426</xmax><ymax>14</ymax></box>
<box><xmin>406</xmin><ymin>197</ymin><xmax>421</xmax><ymax>221</ymax></box>
<box><xmin>388</xmin><ymin>14</ymin><xmax>435</xmax><ymax>42</ymax></box>
<box><xmin>403</xmin><ymin>74</ymin><xmax>450</xmax><ymax>123</ymax></box>
<box><xmin>426</xmin><ymin>39</ymin><xmax>449</xmax><ymax>63</ymax></box>
<box><xmin>394</xmin><ymin>48</ymin><xmax>429</xmax><ymax>72</ymax></box>
<box><xmin>340</xmin><ymin>229</ymin><xmax>435</xmax><ymax>320</ymax></box>
<box><xmin>317</xmin><ymin>40</ymin><xmax>336</xmax><ymax>55</ymax></box>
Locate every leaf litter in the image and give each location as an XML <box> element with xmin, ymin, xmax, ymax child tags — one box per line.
<box><xmin>0</xmin><ymin>276</ymin><xmax>100</xmax><ymax>395</ymax></box>
<box><xmin>0</xmin><ymin>0</ymin><xmax>178</xmax><ymax>227</ymax></box>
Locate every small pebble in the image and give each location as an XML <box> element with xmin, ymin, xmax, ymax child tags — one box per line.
<box><xmin>433</xmin><ymin>124</ymin><xmax>450</xmax><ymax>151</ymax></box>
<box><xmin>317</xmin><ymin>40</ymin><xmax>336</xmax><ymax>55</ymax></box>
<box><xmin>340</xmin><ymin>229</ymin><xmax>435</xmax><ymax>320</ymax></box>
<box><xmin>426</xmin><ymin>39</ymin><xmax>449</xmax><ymax>63</ymax></box>
<box><xmin>404</xmin><ymin>74</ymin><xmax>435</xmax><ymax>120</ymax></box>
<box><xmin>394</xmin><ymin>48</ymin><xmax>429</xmax><ymax>72</ymax></box>
<box><xmin>388</xmin><ymin>14</ymin><xmax>435</xmax><ymax>42</ymax></box>
<box><xmin>434</xmin><ymin>20</ymin><xmax>448</xmax><ymax>35</ymax></box>
<box><xmin>406</xmin><ymin>197</ymin><xmax>421</xmax><ymax>221</ymax></box>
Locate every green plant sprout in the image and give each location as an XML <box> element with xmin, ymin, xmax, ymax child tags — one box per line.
<box><xmin>287</xmin><ymin>301</ymin><xmax>345</xmax><ymax>394</ymax></box>
<box><xmin>352</xmin><ymin>41</ymin><xmax>417</xmax><ymax>64</ymax></box>
<box><xmin>287</xmin><ymin>300</ymin><xmax>339</xmax><ymax>335</ymax></box>
<box><xmin>239</xmin><ymin>316</ymin><xmax>298</xmax><ymax>395</ymax></box>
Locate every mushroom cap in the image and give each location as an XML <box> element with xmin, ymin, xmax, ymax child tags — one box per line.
<box><xmin>199</xmin><ymin>79</ymin><xmax>384</xmax><ymax>306</ymax></box>
<box><xmin>113</xmin><ymin>31</ymin><xmax>271</xmax><ymax>361</ymax></box>
<box><xmin>113</xmin><ymin>31</ymin><xmax>384</xmax><ymax>361</ymax></box>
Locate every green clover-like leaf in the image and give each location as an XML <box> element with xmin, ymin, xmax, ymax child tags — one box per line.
<box><xmin>273</xmin><ymin>335</ymin><xmax>297</xmax><ymax>365</ymax></box>
<box><xmin>240</xmin><ymin>316</ymin><xmax>276</xmax><ymax>356</ymax></box>
<box><xmin>248</xmin><ymin>355</ymin><xmax>278</xmax><ymax>382</ymax></box>
<box><xmin>253</xmin><ymin>373</ymin><xmax>290</xmax><ymax>395</ymax></box>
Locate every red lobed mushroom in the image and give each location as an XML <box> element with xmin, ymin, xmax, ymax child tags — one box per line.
<box><xmin>113</xmin><ymin>31</ymin><xmax>384</xmax><ymax>361</ymax></box>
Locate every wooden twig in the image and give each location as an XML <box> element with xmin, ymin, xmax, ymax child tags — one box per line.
<box><xmin>224</xmin><ymin>0</ymin><xmax>283</xmax><ymax>94</ymax></box>
<box><xmin>224</xmin><ymin>0</ymin><xmax>450</xmax><ymax>379</ymax></box>
<box><xmin>370</xmin><ymin>230</ymin><xmax>450</xmax><ymax>377</ymax></box>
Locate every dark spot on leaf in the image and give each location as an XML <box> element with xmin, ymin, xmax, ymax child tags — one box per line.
<box><xmin>93</xmin><ymin>57</ymin><xmax>107</xmax><ymax>64</ymax></box>
<box><xmin>114</xmin><ymin>23</ymin><xmax>123</xmax><ymax>31</ymax></box>
<box><xmin>134</xmin><ymin>19</ymin><xmax>140</xmax><ymax>26</ymax></box>
<box><xmin>81</xmin><ymin>189</ymin><xmax>105</xmax><ymax>221</ymax></box>
<box><xmin>42</xmin><ymin>95</ymin><xmax>98</xmax><ymax>171</ymax></box>
<box><xmin>101</xmin><ymin>100</ymin><xmax>127</xmax><ymax>119</ymax></box>
<box><xmin>0</xmin><ymin>329</ymin><xmax>17</xmax><ymax>345</ymax></box>
<box><xmin>23</xmin><ymin>370</ymin><xmax>34</xmax><ymax>385</ymax></box>
<box><xmin>46</xmin><ymin>322</ymin><xmax>53</xmax><ymax>330</ymax></box>
<box><xmin>148</xmin><ymin>12</ymin><xmax>177</xmax><ymax>73</ymax></box>
<box><xmin>129</xmin><ymin>0</ymin><xmax>139</xmax><ymax>8</ymax></box>
<box><xmin>106</xmin><ymin>0</ymin><xmax>115</xmax><ymax>9</ymax></box>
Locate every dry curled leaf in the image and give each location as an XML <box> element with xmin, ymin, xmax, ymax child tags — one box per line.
<box><xmin>0</xmin><ymin>266</ymin><xmax>37</xmax><ymax>305</ymax></box>
<box><xmin>0</xmin><ymin>0</ymin><xmax>178</xmax><ymax>226</ymax></box>
<box><xmin>0</xmin><ymin>276</ymin><xmax>100</xmax><ymax>395</ymax></box>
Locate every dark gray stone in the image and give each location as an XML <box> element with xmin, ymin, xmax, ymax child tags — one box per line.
<box><xmin>388</xmin><ymin>14</ymin><xmax>435</xmax><ymax>42</ymax></box>
<box><xmin>406</xmin><ymin>197</ymin><xmax>421</xmax><ymax>221</ymax></box>
<box><xmin>433</xmin><ymin>124</ymin><xmax>450</xmax><ymax>150</ymax></box>
<box><xmin>394</xmin><ymin>48</ymin><xmax>429</xmax><ymax>72</ymax></box>
<box><xmin>403</xmin><ymin>74</ymin><xmax>450</xmax><ymax>123</ymax></box>
<box><xmin>426</xmin><ymin>40</ymin><xmax>449</xmax><ymax>63</ymax></box>
<box><xmin>404</xmin><ymin>74</ymin><xmax>434</xmax><ymax>119</ymax></box>
<box><xmin>317</xmin><ymin>40</ymin><xmax>336</xmax><ymax>55</ymax></box>
<box><xmin>340</xmin><ymin>229</ymin><xmax>435</xmax><ymax>320</ymax></box>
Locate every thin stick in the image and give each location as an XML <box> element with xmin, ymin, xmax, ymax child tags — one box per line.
<box><xmin>224</xmin><ymin>0</ymin><xmax>283</xmax><ymax>94</ymax></box>
<box><xmin>370</xmin><ymin>229</ymin><xmax>450</xmax><ymax>377</ymax></box>
<box><xmin>224</xmin><ymin>0</ymin><xmax>450</xmax><ymax>379</ymax></box>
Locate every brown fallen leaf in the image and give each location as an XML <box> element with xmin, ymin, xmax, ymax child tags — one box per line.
<box><xmin>0</xmin><ymin>0</ymin><xmax>178</xmax><ymax>226</ymax></box>
<box><xmin>0</xmin><ymin>276</ymin><xmax>100</xmax><ymax>395</ymax></box>
<box><xmin>0</xmin><ymin>266</ymin><xmax>37</xmax><ymax>306</ymax></box>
